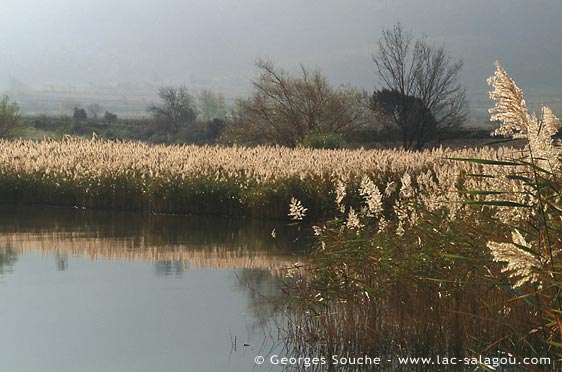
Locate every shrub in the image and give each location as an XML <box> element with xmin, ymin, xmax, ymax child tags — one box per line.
<box><xmin>0</xmin><ymin>96</ymin><xmax>22</xmax><ymax>138</ymax></box>
<box><xmin>73</xmin><ymin>107</ymin><xmax>88</xmax><ymax>121</ymax></box>
<box><xmin>301</xmin><ymin>132</ymin><xmax>345</xmax><ymax>149</ymax></box>
<box><xmin>104</xmin><ymin>111</ymin><xmax>118</xmax><ymax>123</ymax></box>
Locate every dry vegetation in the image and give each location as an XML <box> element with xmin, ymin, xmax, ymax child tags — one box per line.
<box><xmin>0</xmin><ymin>135</ymin><xmax>528</xmax><ymax>220</ymax></box>
<box><xmin>284</xmin><ymin>62</ymin><xmax>562</xmax><ymax>370</ymax></box>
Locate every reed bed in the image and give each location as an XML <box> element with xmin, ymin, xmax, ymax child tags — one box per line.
<box><xmin>0</xmin><ymin>136</ymin><xmax>521</xmax><ymax>220</ymax></box>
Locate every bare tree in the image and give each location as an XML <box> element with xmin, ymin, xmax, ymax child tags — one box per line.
<box><xmin>235</xmin><ymin>59</ymin><xmax>371</xmax><ymax>147</ymax></box>
<box><xmin>198</xmin><ymin>89</ymin><xmax>228</xmax><ymax>122</ymax></box>
<box><xmin>147</xmin><ymin>86</ymin><xmax>197</xmax><ymax>133</ymax></box>
<box><xmin>87</xmin><ymin>103</ymin><xmax>103</xmax><ymax>119</ymax></box>
<box><xmin>371</xmin><ymin>23</ymin><xmax>467</xmax><ymax>150</ymax></box>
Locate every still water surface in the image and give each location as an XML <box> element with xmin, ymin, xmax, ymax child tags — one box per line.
<box><xmin>0</xmin><ymin>206</ymin><xmax>303</xmax><ymax>372</ymax></box>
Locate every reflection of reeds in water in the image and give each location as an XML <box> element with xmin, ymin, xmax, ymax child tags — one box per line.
<box><xmin>0</xmin><ymin>232</ymin><xmax>300</xmax><ymax>273</ymax></box>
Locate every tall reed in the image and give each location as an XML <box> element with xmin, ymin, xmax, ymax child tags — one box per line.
<box><xmin>284</xmin><ymin>62</ymin><xmax>561</xmax><ymax>370</ymax></box>
<box><xmin>0</xmin><ymin>136</ymin><xmax>518</xmax><ymax>219</ymax></box>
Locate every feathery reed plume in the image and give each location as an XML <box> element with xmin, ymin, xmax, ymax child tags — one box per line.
<box><xmin>345</xmin><ymin>207</ymin><xmax>363</xmax><ymax>231</ymax></box>
<box><xmin>359</xmin><ymin>176</ymin><xmax>383</xmax><ymax>218</ymax></box>
<box><xmin>488</xmin><ymin>61</ymin><xmax>561</xmax><ymax>173</ymax></box>
<box><xmin>335</xmin><ymin>179</ymin><xmax>347</xmax><ymax>213</ymax></box>
<box><xmin>487</xmin><ymin>230</ymin><xmax>542</xmax><ymax>288</ymax></box>
<box><xmin>488</xmin><ymin>61</ymin><xmax>530</xmax><ymax>138</ymax></box>
<box><xmin>289</xmin><ymin>197</ymin><xmax>307</xmax><ymax>220</ymax></box>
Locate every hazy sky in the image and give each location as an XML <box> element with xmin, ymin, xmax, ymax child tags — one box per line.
<box><xmin>1</xmin><ymin>0</ymin><xmax>561</xmax><ymax>98</ymax></box>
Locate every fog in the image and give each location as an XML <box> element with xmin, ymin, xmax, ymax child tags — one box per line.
<box><xmin>2</xmin><ymin>0</ymin><xmax>561</xmax><ymax>113</ymax></box>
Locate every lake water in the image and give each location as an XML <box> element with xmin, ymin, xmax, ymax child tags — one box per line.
<box><xmin>0</xmin><ymin>206</ymin><xmax>304</xmax><ymax>372</ymax></box>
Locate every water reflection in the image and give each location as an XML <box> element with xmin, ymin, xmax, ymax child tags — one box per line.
<box><xmin>0</xmin><ymin>205</ymin><xmax>304</xmax><ymax>274</ymax></box>
<box><xmin>0</xmin><ymin>205</ymin><xmax>302</xmax><ymax>372</ymax></box>
<box><xmin>233</xmin><ymin>268</ymin><xmax>287</xmax><ymax>330</ymax></box>
<box><xmin>0</xmin><ymin>246</ymin><xmax>17</xmax><ymax>275</ymax></box>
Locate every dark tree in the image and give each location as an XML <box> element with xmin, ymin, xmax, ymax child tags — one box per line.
<box><xmin>372</xmin><ymin>23</ymin><xmax>467</xmax><ymax>150</ymax></box>
<box><xmin>73</xmin><ymin>107</ymin><xmax>88</xmax><ymax>122</ymax></box>
<box><xmin>104</xmin><ymin>111</ymin><xmax>118</xmax><ymax>123</ymax></box>
<box><xmin>147</xmin><ymin>86</ymin><xmax>197</xmax><ymax>133</ymax></box>
<box><xmin>206</xmin><ymin>118</ymin><xmax>225</xmax><ymax>142</ymax></box>
<box><xmin>371</xmin><ymin>89</ymin><xmax>438</xmax><ymax>144</ymax></box>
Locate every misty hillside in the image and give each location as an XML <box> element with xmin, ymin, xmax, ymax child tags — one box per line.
<box><xmin>2</xmin><ymin>0</ymin><xmax>561</xmax><ymax>120</ymax></box>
